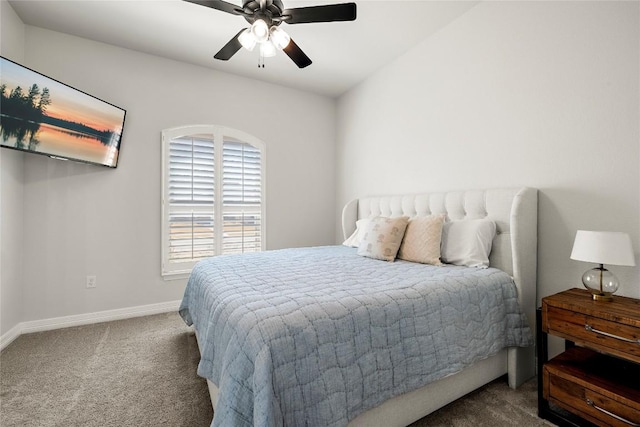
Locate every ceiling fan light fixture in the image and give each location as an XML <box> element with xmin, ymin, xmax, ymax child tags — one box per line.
<box><xmin>250</xmin><ymin>19</ymin><xmax>270</xmax><ymax>43</ymax></box>
<box><xmin>260</xmin><ymin>40</ymin><xmax>277</xmax><ymax>58</ymax></box>
<box><xmin>192</xmin><ymin>0</ymin><xmax>357</xmax><ymax>68</ymax></box>
<box><xmin>270</xmin><ymin>26</ymin><xmax>290</xmax><ymax>50</ymax></box>
<box><xmin>238</xmin><ymin>28</ymin><xmax>257</xmax><ymax>51</ymax></box>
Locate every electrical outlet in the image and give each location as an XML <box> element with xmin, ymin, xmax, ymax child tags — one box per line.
<box><xmin>86</xmin><ymin>275</ymin><xmax>97</xmax><ymax>289</ymax></box>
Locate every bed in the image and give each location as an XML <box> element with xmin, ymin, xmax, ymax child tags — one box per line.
<box><xmin>179</xmin><ymin>187</ymin><xmax>538</xmax><ymax>427</ymax></box>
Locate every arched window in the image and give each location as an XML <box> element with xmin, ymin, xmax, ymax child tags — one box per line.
<box><xmin>161</xmin><ymin>125</ymin><xmax>265</xmax><ymax>278</ymax></box>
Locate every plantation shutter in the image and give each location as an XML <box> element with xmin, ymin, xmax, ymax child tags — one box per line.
<box><xmin>168</xmin><ymin>134</ymin><xmax>215</xmax><ymax>263</ymax></box>
<box><xmin>222</xmin><ymin>138</ymin><xmax>262</xmax><ymax>254</ymax></box>
<box><xmin>162</xmin><ymin>126</ymin><xmax>265</xmax><ymax>278</ymax></box>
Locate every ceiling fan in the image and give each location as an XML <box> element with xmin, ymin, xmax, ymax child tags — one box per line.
<box><xmin>184</xmin><ymin>0</ymin><xmax>357</xmax><ymax>68</ymax></box>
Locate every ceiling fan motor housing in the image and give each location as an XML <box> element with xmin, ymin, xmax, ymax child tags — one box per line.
<box><xmin>242</xmin><ymin>0</ymin><xmax>285</xmax><ymax>27</ymax></box>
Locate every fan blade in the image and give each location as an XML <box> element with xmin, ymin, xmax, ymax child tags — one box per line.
<box><xmin>283</xmin><ymin>3</ymin><xmax>356</xmax><ymax>24</ymax></box>
<box><xmin>183</xmin><ymin>0</ymin><xmax>242</xmax><ymax>16</ymax></box>
<box><xmin>214</xmin><ymin>29</ymin><xmax>245</xmax><ymax>61</ymax></box>
<box><xmin>283</xmin><ymin>38</ymin><xmax>312</xmax><ymax>68</ymax></box>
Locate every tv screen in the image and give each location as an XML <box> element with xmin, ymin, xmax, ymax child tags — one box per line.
<box><xmin>0</xmin><ymin>56</ymin><xmax>126</xmax><ymax>168</ymax></box>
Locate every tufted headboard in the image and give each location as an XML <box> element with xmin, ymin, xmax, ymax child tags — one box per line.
<box><xmin>341</xmin><ymin>187</ymin><xmax>538</xmax><ymax>386</ymax></box>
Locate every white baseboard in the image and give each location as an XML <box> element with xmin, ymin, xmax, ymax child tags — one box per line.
<box><xmin>0</xmin><ymin>324</ymin><xmax>23</xmax><ymax>352</ymax></box>
<box><xmin>0</xmin><ymin>300</ymin><xmax>182</xmax><ymax>352</ymax></box>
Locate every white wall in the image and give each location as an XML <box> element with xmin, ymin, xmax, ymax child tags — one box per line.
<box><xmin>0</xmin><ymin>0</ymin><xmax>25</xmax><ymax>337</ymax></box>
<box><xmin>18</xmin><ymin>27</ymin><xmax>336</xmax><ymax>322</ymax></box>
<box><xmin>337</xmin><ymin>1</ymin><xmax>639</xmax><ymax>301</ymax></box>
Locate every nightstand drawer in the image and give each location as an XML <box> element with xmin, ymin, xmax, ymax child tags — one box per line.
<box><xmin>546</xmin><ymin>373</ymin><xmax>640</xmax><ymax>427</ymax></box>
<box><xmin>544</xmin><ymin>347</ymin><xmax>640</xmax><ymax>427</ymax></box>
<box><xmin>545</xmin><ymin>305</ymin><xmax>640</xmax><ymax>363</ymax></box>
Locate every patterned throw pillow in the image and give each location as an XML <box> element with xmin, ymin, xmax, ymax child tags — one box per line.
<box><xmin>397</xmin><ymin>214</ymin><xmax>446</xmax><ymax>265</ymax></box>
<box><xmin>357</xmin><ymin>216</ymin><xmax>409</xmax><ymax>262</ymax></box>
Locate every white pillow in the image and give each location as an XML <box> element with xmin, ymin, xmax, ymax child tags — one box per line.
<box><xmin>342</xmin><ymin>218</ymin><xmax>372</xmax><ymax>247</ymax></box>
<box><xmin>440</xmin><ymin>219</ymin><xmax>496</xmax><ymax>268</ymax></box>
<box><xmin>397</xmin><ymin>214</ymin><xmax>446</xmax><ymax>265</ymax></box>
<box><xmin>357</xmin><ymin>216</ymin><xmax>409</xmax><ymax>262</ymax></box>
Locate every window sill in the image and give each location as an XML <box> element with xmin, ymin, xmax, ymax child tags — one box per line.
<box><xmin>162</xmin><ymin>271</ymin><xmax>191</xmax><ymax>281</ymax></box>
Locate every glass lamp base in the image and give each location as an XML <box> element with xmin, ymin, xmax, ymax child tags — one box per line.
<box><xmin>582</xmin><ymin>265</ymin><xmax>619</xmax><ymax>302</ymax></box>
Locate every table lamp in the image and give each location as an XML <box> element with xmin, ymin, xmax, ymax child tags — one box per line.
<box><xmin>570</xmin><ymin>230</ymin><xmax>636</xmax><ymax>301</ymax></box>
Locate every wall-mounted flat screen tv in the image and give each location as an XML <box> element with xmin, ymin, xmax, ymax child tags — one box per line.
<box><xmin>0</xmin><ymin>56</ymin><xmax>126</xmax><ymax>168</ymax></box>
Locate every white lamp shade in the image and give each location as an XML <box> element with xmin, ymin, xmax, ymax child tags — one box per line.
<box><xmin>251</xmin><ymin>19</ymin><xmax>269</xmax><ymax>43</ymax></box>
<box><xmin>270</xmin><ymin>26</ymin><xmax>290</xmax><ymax>50</ymax></box>
<box><xmin>570</xmin><ymin>230</ymin><xmax>636</xmax><ymax>266</ymax></box>
<box><xmin>260</xmin><ymin>41</ymin><xmax>277</xmax><ymax>58</ymax></box>
<box><xmin>238</xmin><ymin>29</ymin><xmax>256</xmax><ymax>51</ymax></box>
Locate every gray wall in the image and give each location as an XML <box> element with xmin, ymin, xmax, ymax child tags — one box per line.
<box><xmin>8</xmin><ymin>24</ymin><xmax>336</xmax><ymax>324</ymax></box>
<box><xmin>0</xmin><ymin>0</ymin><xmax>25</xmax><ymax>337</ymax></box>
<box><xmin>336</xmin><ymin>1</ymin><xmax>639</xmax><ymax>302</ymax></box>
<box><xmin>4</xmin><ymin>0</ymin><xmax>639</xmax><ymax>339</ymax></box>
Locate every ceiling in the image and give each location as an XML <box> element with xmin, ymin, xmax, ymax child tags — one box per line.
<box><xmin>9</xmin><ymin>0</ymin><xmax>478</xmax><ymax>98</ymax></box>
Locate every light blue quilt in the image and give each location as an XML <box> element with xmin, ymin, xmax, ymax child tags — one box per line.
<box><xmin>179</xmin><ymin>246</ymin><xmax>533</xmax><ymax>427</ymax></box>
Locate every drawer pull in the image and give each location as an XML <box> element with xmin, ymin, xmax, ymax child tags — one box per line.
<box><xmin>586</xmin><ymin>399</ymin><xmax>640</xmax><ymax>426</ymax></box>
<box><xmin>585</xmin><ymin>324</ymin><xmax>640</xmax><ymax>344</ymax></box>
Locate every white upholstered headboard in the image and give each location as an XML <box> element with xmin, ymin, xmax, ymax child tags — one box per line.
<box><xmin>341</xmin><ymin>187</ymin><xmax>538</xmax><ymax>386</ymax></box>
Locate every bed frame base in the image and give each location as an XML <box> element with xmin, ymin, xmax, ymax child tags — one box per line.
<box><xmin>349</xmin><ymin>350</ymin><xmax>508</xmax><ymax>426</ymax></box>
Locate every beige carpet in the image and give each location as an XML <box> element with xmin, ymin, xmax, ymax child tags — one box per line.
<box><xmin>1</xmin><ymin>312</ymin><xmax>551</xmax><ymax>426</ymax></box>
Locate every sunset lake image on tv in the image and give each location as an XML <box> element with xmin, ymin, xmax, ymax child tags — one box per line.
<box><xmin>0</xmin><ymin>57</ymin><xmax>126</xmax><ymax>168</ymax></box>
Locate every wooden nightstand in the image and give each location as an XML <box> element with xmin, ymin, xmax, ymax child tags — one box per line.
<box><xmin>537</xmin><ymin>288</ymin><xmax>640</xmax><ymax>427</ymax></box>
